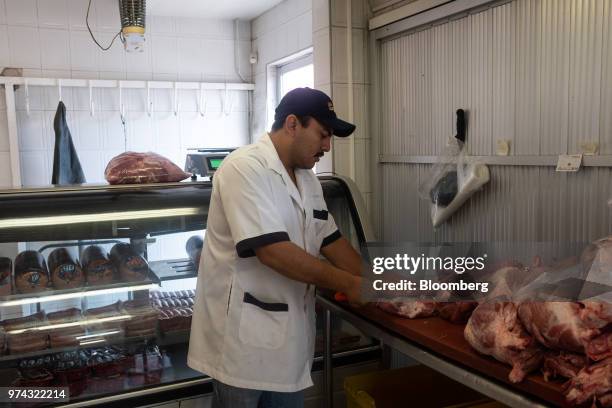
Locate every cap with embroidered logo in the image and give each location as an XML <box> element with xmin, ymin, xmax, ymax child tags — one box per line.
<box><xmin>274</xmin><ymin>87</ymin><xmax>356</xmax><ymax>137</ymax></box>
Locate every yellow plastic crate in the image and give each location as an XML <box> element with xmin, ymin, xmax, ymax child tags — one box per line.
<box><xmin>344</xmin><ymin>365</ymin><xmax>503</xmax><ymax>408</ymax></box>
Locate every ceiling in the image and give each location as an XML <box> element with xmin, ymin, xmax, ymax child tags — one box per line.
<box><xmin>147</xmin><ymin>0</ymin><xmax>286</xmax><ymax>20</ymax></box>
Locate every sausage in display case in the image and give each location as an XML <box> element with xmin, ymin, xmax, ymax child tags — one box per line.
<box><xmin>81</xmin><ymin>245</ymin><xmax>117</xmax><ymax>286</ymax></box>
<box><xmin>0</xmin><ymin>257</ymin><xmax>11</xmax><ymax>296</ymax></box>
<box><xmin>14</xmin><ymin>250</ymin><xmax>50</xmax><ymax>294</ymax></box>
<box><xmin>110</xmin><ymin>243</ymin><xmax>149</xmax><ymax>282</ymax></box>
<box><xmin>48</xmin><ymin>248</ymin><xmax>85</xmax><ymax>289</ymax></box>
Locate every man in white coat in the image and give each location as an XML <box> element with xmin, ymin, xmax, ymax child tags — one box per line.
<box><xmin>188</xmin><ymin>88</ymin><xmax>364</xmax><ymax>408</ymax></box>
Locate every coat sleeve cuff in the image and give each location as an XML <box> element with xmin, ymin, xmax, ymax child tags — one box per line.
<box><xmin>236</xmin><ymin>232</ymin><xmax>290</xmax><ymax>258</ymax></box>
<box><xmin>321</xmin><ymin>230</ymin><xmax>342</xmax><ymax>249</ymax></box>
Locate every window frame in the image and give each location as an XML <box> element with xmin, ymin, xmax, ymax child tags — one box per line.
<box><xmin>275</xmin><ymin>53</ymin><xmax>314</xmax><ymax>105</ymax></box>
<box><xmin>265</xmin><ymin>47</ymin><xmax>314</xmax><ymax>131</ymax></box>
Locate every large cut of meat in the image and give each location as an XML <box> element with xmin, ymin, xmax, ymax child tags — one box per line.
<box><xmin>464</xmin><ymin>302</ymin><xmax>543</xmax><ymax>383</ymax></box>
<box><xmin>518</xmin><ymin>302</ymin><xmax>611</xmax><ymax>361</ymax></box>
<box><xmin>565</xmin><ymin>357</ymin><xmax>611</xmax><ymax>407</ymax></box>
<box><xmin>377</xmin><ymin>299</ymin><xmax>436</xmax><ymax>319</ymax></box>
<box><xmin>481</xmin><ymin>260</ymin><xmax>531</xmax><ymax>301</ymax></box>
<box><xmin>436</xmin><ymin>302</ymin><xmax>478</xmax><ymax>324</ymax></box>
<box><xmin>587</xmin><ymin>332</ymin><xmax>612</xmax><ymax>362</ymax></box>
<box><xmin>542</xmin><ymin>351</ymin><xmax>588</xmax><ymax>381</ymax></box>
<box><xmin>104</xmin><ymin>152</ymin><xmax>191</xmax><ymax>184</ymax></box>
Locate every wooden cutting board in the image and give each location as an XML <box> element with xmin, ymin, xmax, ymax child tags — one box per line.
<box><xmin>352</xmin><ymin>304</ymin><xmax>569</xmax><ymax>407</ymax></box>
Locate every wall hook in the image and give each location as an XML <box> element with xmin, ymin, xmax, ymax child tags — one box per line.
<box><xmin>89</xmin><ymin>80</ymin><xmax>95</xmax><ymax>117</ymax></box>
<box><xmin>57</xmin><ymin>79</ymin><xmax>62</xmax><ymax>102</ymax></box>
<box><xmin>24</xmin><ymin>79</ymin><xmax>30</xmax><ymax>116</ymax></box>
<box><xmin>223</xmin><ymin>83</ymin><xmax>233</xmax><ymax>116</ymax></box>
<box><xmin>146</xmin><ymin>81</ymin><xmax>153</xmax><ymax>117</ymax></box>
<box><xmin>173</xmin><ymin>82</ymin><xmax>179</xmax><ymax>116</ymax></box>
<box><xmin>198</xmin><ymin>83</ymin><xmax>207</xmax><ymax>117</ymax></box>
<box><xmin>118</xmin><ymin>82</ymin><xmax>126</xmax><ymax>121</ymax></box>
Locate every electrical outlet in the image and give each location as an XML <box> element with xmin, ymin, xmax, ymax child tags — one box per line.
<box><xmin>579</xmin><ymin>141</ymin><xmax>599</xmax><ymax>155</ymax></box>
<box><xmin>495</xmin><ymin>140</ymin><xmax>510</xmax><ymax>156</ymax></box>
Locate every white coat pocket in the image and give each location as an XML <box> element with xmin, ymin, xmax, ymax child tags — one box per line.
<box><xmin>238</xmin><ymin>292</ymin><xmax>289</xmax><ymax>349</ymax></box>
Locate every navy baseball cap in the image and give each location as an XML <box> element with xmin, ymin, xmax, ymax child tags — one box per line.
<box><xmin>274</xmin><ymin>87</ymin><xmax>356</xmax><ymax>137</ymax></box>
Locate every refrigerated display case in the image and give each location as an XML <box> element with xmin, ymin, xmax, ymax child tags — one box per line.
<box><xmin>0</xmin><ymin>176</ymin><xmax>378</xmax><ymax>407</ymax></box>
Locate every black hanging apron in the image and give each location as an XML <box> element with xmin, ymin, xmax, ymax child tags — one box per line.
<box><xmin>51</xmin><ymin>101</ymin><xmax>86</xmax><ymax>185</ymax></box>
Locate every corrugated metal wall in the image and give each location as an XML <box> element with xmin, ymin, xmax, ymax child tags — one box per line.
<box><xmin>378</xmin><ymin>0</ymin><xmax>612</xmax><ymax>244</ymax></box>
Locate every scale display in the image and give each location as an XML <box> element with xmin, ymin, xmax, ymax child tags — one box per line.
<box><xmin>185</xmin><ymin>148</ymin><xmax>235</xmax><ymax>178</ymax></box>
<box><xmin>207</xmin><ymin>157</ymin><xmax>224</xmax><ymax>170</ymax></box>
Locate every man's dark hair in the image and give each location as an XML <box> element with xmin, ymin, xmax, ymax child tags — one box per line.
<box><xmin>270</xmin><ymin>115</ymin><xmax>312</xmax><ymax>133</ymax></box>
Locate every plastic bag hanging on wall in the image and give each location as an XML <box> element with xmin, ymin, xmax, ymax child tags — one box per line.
<box><xmin>417</xmin><ymin>109</ymin><xmax>490</xmax><ymax>227</ymax></box>
<box><xmin>51</xmin><ymin>101</ymin><xmax>87</xmax><ymax>185</ymax></box>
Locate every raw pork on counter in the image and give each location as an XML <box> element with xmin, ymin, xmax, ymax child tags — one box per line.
<box><xmin>565</xmin><ymin>357</ymin><xmax>611</xmax><ymax>407</ymax></box>
<box><xmin>376</xmin><ymin>299</ymin><xmax>436</xmax><ymax>319</ymax></box>
<box><xmin>518</xmin><ymin>302</ymin><xmax>611</xmax><ymax>361</ymax></box>
<box><xmin>464</xmin><ymin>302</ymin><xmax>543</xmax><ymax>383</ymax></box>
<box><xmin>542</xmin><ymin>351</ymin><xmax>588</xmax><ymax>381</ymax></box>
<box><xmin>436</xmin><ymin>301</ymin><xmax>478</xmax><ymax>324</ymax></box>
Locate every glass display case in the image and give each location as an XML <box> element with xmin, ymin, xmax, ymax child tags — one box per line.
<box><xmin>0</xmin><ymin>176</ymin><xmax>376</xmax><ymax>406</ymax></box>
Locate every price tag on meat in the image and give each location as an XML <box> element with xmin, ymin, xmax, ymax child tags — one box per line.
<box><xmin>556</xmin><ymin>154</ymin><xmax>582</xmax><ymax>172</ymax></box>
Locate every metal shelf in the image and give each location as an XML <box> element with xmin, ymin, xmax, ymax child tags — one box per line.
<box><xmin>0</xmin><ymin>333</ymin><xmax>156</xmax><ymax>368</ymax></box>
<box><xmin>149</xmin><ymin>259</ymin><xmax>198</xmax><ymax>282</ymax></box>
<box><xmin>379</xmin><ymin>154</ymin><xmax>612</xmax><ymax>167</ymax></box>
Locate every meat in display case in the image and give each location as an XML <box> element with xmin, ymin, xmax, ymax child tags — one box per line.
<box><xmin>0</xmin><ymin>178</ymin><xmax>377</xmax><ymax>406</ymax></box>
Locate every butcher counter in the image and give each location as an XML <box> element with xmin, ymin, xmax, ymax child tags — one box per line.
<box><xmin>314</xmin><ymin>178</ymin><xmax>593</xmax><ymax>408</ymax></box>
<box><xmin>318</xmin><ymin>295</ymin><xmax>578</xmax><ymax>408</ymax></box>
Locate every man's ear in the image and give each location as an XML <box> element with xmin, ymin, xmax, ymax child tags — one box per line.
<box><xmin>285</xmin><ymin>115</ymin><xmax>298</xmax><ymax>133</ymax></box>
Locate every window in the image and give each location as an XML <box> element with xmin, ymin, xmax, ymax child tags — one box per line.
<box><xmin>277</xmin><ymin>54</ymin><xmax>314</xmax><ymax>103</ymax></box>
<box><xmin>266</xmin><ymin>50</ymin><xmax>314</xmax><ymax>131</ymax></box>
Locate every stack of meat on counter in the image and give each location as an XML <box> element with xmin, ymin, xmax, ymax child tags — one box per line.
<box><xmin>0</xmin><ymin>243</ymin><xmax>151</xmax><ymax>295</ymax></box>
<box><xmin>376</xmin><ymin>236</ymin><xmax>612</xmax><ymax>407</ymax></box>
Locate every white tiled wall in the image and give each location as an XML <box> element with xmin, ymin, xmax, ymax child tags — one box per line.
<box><xmin>0</xmin><ymin>0</ymin><xmax>253</xmax><ymax>187</ymax></box>
<box><xmin>251</xmin><ymin>0</ymin><xmax>313</xmax><ymax>139</ymax></box>
<box><xmin>250</xmin><ymin>0</ymin><xmax>338</xmax><ymax>174</ymax></box>
<box><xmin>328</xmin><ymin>0</ymin><xmax>372</xmax><ymax>215</ymax></box>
